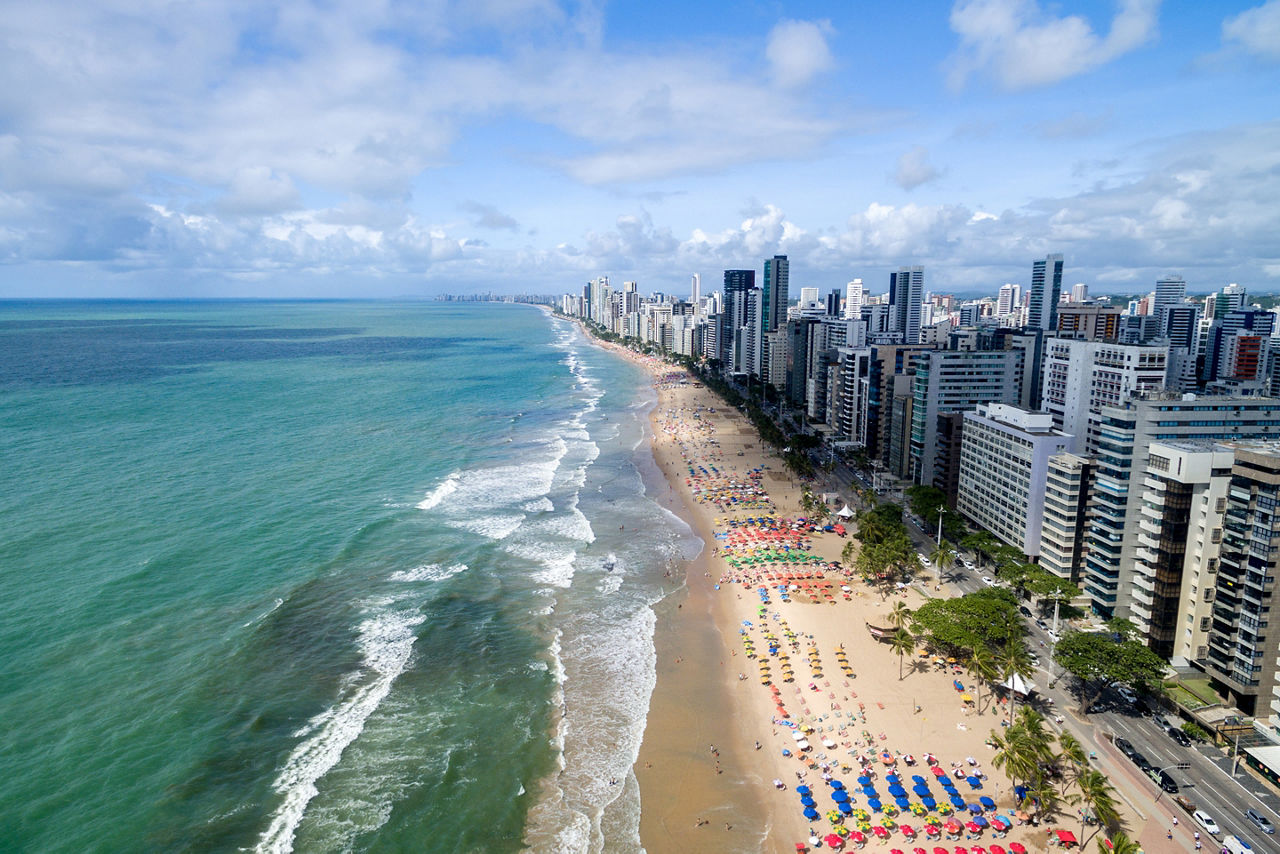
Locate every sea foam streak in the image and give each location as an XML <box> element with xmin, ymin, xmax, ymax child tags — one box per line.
<box><xmin>254</xmin><ymin>607</ymin><xmax>424</xmax><ymax>854</ymax></box>
<box><xmin>415</xmin><ymin>473</ymin><xmax>459</xmax><ymax>510</ymax></box>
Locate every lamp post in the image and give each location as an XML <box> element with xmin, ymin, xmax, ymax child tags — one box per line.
<box><xmin>937</xmin><ymin>506</ymin><xmax>945</xmax><ymax>549</ymax></box>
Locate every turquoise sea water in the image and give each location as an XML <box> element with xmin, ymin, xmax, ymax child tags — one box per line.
<box><xmin>0</xmin><ymin>301</ymin><xmax>697</xmax><ymax>853</ymax></box>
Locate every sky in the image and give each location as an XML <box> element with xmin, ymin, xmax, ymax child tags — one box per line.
<box><xmin>1</xmin><ymin>0</ymin><xmax>1279</xmax><ymax>299</ymax></box>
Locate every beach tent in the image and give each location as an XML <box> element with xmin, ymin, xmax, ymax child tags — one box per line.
<box><xmin>1001</xmin><ymin>673</ymin><xmax>1035</xmax><ymax>696</ymax></box>
<box><xmin>837</xmin><ymin>505</ymin><xmax>855</xmax><ymax>518</ymax></box>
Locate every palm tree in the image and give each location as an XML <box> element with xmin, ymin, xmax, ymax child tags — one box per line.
<box><xmin>989</xmin><ymin>729</ymin><xmax>1038</xmax><ymax>791</ymax></box>
<box><xmin>841</xmin><ymin>539</ymin><xmax>856</xmax><ymax>569</ymax></box>
<box><xmin>890</xmin><ymin>628</ymin><xmax>915</xmax><ymax>681</ymax></box>
<box><xmin>930</xmin><ymin>543</ymin><xmax>955</xmax><ymax>584</ymax></box>
<box><xmin>966</xmin><ymin>644</ymin><xmax>999</xmax><ymax>714</ymax></box>
<box><xmin>1073</xmin><ymin>769</ymin><xmax>1119</xmax><ymax>844</ymax></box>
<box><xmin>887</xmin><ymin>600</ymin><xmax>913</xmax><ymax>631</ymax></box>
<box><xmin>1056</xmin><ymin>731</ymin><xmax>1088</xmax><ymax>789</ymax></box>
<box><xmin>999</xmin><ymin>638</ymin><xmax>1036</xmax><ymax>725</ymax></box>
<box><xmin>1097</xmin><ymin>830</ymin><xmax>1141</xmax><ymax>854</ymax></box>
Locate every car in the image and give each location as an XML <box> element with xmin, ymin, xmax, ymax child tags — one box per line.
<box><xmin>1194</xmin><ymin>809</ymin><xmax>1221</xmax><ymax>836</ymax></box>
<box><xmin>1113</xmin><ymin>684</ymin><xmax>1138</xmax><ymax>704</ymax></box>
<box><xmin>1168</xmin><ymin>728</ymin><xmax>1191</xmax><ymax>747</ymax></box>
<box><xmin>1246</xmin><ymin>808</ymin><xmax>1275</xmax><ymax>834</ymax></box>
<box><xmin>1047</xmin><ymin>629</ymin><xmax>1061</xmax><ymax>642</ymax></box>
<box><xmin>918</xmin><ymin>554</ymin><xmax>932</xmax><ymax>566</ymax></box>
<box><xmin>1154</xmin><ymin>770</ymin><xmax>1179</xmax><ymax>793</ymax></box>
<box><xmin>981</xmin><ymin>576</ymin><xmax>995</xmax><ymax>586</ymax></box>
<box><xmin>1131</xmin><ymin>752</ymin><xmax>1152</xmax><ymax>775</ymax></box>
<box><xmin>1018</xmin><ymin>605</ymin><xmax>1033</xmax><ymax>618</ymax></box>
<box><xmin>1035</xmin><ymin>618</ymin><xmax>1048</xmax><ymax>630</ymax></box>
<box><xmin>1114</xmin><ymin>737</ymin><xmax>1136</xmax><ymax>758</ymax></box>
<box><xmin>962</xmin><ymin>560</ymin><xmax>975</xmax><ymax>569</ymax></box>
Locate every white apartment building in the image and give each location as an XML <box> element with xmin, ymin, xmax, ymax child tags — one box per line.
<box><xmin>957</xmin><ymin>404</ymin><xmax>1073</xmax><ymax>557</ymax></box>
<box><xmin>1041</xmin><ymin>338</ymin><xmax>1170</xmax><ymax>454</ymax></box>
<box><xmin>1038</xmin><ymin>453</ymin><xmax>1092</xmax><ymax>582</ymax></box>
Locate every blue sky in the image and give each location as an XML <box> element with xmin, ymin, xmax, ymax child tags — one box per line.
<box><xmin>1</xmin><ymin>0</ymin><xmax>1278</xmax><ymax>298</ymax></box>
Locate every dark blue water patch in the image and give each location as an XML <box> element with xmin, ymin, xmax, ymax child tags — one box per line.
<box><xmin>0</xmin><ymin>318</ymin><xmax>483</xmax><ymax>389</ymax></box>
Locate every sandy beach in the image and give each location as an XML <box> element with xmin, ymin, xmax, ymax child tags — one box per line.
<box><xmin>572</xmin><ymin>331</ymin><xmax>1156</xmax><ymax>853</ymax></box>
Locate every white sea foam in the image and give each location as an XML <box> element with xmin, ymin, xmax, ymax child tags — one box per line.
<box><xmin>507</xmin><ymin>540</ymin><xmax>578</xmax><ymax>588</ymax></box>
<box><xmin>415</xmin><ymin>472</ymin><xmax>460</xmax><ymax>510</ymax></box>
<box><xmin>446</xmin><ymin>514</ymin><xmax>526</xmax><ymax>540</ymax></box>
<box><xmin>254</xmin><ymin>607</ymin><xmax>424</xmax><ymax>854</ymax></box>
<box><xmin>523</xmin><ymin>497</ymin><xmax>554</xmax><ymax>513</ymax></box>
<box><xmin>386</xmin><ymin>563</ymin><xmax>467</xmax><ymax>583</ymax></box>
<box><xmin>242</xmin><ymin>598</ymin><xmax>285</xmax><ymax>628</ymax></box>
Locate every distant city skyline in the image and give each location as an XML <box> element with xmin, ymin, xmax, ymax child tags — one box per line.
<box><xmin>2</xmin><ymin>2</ymin><xmax>1279</xmax><ymax>298</ymax></box>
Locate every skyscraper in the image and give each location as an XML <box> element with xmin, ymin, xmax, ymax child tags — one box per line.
<box><xmin>762</xmin><ymin>255</ymin><xmax>789</xmax><ymax>333</ymax></box>
<box><xmin>889</xmin><ymin>266</ymin><xmax>924</xmax><ymax>344</ymax></box>
<box><xmin>690</xmin><ymin>273</ymin><xmax>700</xmax><ymax>305</ymax></box>
<box><xmin>1071</xmin><ymin>282</ymin><xmax>1089</xmax><ymax>303</ymax></box>
<box><xmin>997</xmin><ymin>283</ymin><xmax>1020</xmax><ymax>316</ymax></box>
<box><xmin>844</xmin><ymin>279</ymin><xmax>864</xmax><ymax>320</ymax></box>
<box><xmin>1153</xmin><ymin>275</ymin><xmax>1186</xmax><ymax>315</ymax></box>
<box><xmin>719</xmin><ymin>270</ymin><xmax>755</xmax><ymax>367</ymax></box>
<box><xmin>1027</xmin><ymin>254</ymin><xmax>1064</xmax><ymax>332</ymax></box>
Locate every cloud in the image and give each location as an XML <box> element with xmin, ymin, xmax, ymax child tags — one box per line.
<box><xmin>461</xmin><ymin>201</ymin><xmax>520</xmax><ymax>231</ymax></box>
<box><xmin>216</xmin><ymin>167</ymin><xmax>300</xmax><ymax>216</ymax></box>
<box><xmin>894</xmin><ymin>146</ymin><xmax>941</xmax><ymax>190</ymax></box>
<box><xmin>1029</xmin><ymin>109</ymin><xmax>1113</xmax><ymax>139</ymax></box>
<box><xmin>947</xmin><ymin>0</ymin><xmax>1160</xmax><ymax>90</ymax></box>
<box><xmin>765</xmin><ymin>19</ymin><xmax>836</xmax><ymax>88</ymax></box>
<box><xmin>1222</xmin><ymin>1</ymin><xmax>1280</xmax><ymax>59</ymax></box>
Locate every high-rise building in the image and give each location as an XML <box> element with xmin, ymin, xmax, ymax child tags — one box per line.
<box><xmin>762</xmin><ymin>255</ymin><xmax>789</xmax><ymax>333</ymax></box>
<box><xmin>690</xmin><ymin>273</ymin><xmax>700</xmax><ymax>305</ymax></box>
<box><xmin>1040</xmin><ymin>339</ymin><xmax>1169</xmax><ymax>454</ymax></box>
<box><xmin>1153</xmin><ymin>275</ymin><xmax>1186</xmax><ymax>316</ymax></box>
<box><xmin>997</xmin><ymin>283</ymin><xmax>1020</xmax><ymax>316</ymax></box>
<box><xmin>1057</xmin><ymin>304</ymin><xmax>1121</xmax><ymax>341</ymax></box>
<box><xmin>1082</xmin><ymin>394</ymin><xmax>1280</xmax><ymax>620</ymax></box>
<box><xmin>1071</xmin><ymin>283</ymin><xmax>1089</xmax><ymax>303</ymax></box>
<box><xmin>719</xmin><ymin>270</ymin><xmax>755</xmax><ymax>368</ymax></box>
<box><xmin>1204</xmin><ymin>309</ymin><xmax>1276</xmax><ymax>383</ymax></box>
<box><xmin>799</xmin><ymin>286</ymin><xmax>820</xmax><ymax>305</ymax></box>
<box><xmin>1027</xmin><ymin>254</ymin><xmax>1064</xmax><ymax>332</ymax></box>
<box><xmin>1038</xmin><ymin>453</ymin><xmax>1093</xmax><ymax>582</ymax></box>
<box><xmin>844</xmin><ymin>279</ymin><xmax>864</xmax><ymax>320</ymax></box>
<box><xmin>957</xmin><ymin>404</ymin><xmax>1073</xmax><ymax>558</ymax></box>
<box><xmin>909</xmin><ymin>349</ymin><xmax>1027</xmax><ymax>487</ymax></box>
<box><xmin>1214</xmin><ymin>283</ymin><xmax>1248</xmax><ymax>319</ymax></box>
<box><xmin>1204</xmin><ymin>444</ymin><xmax>1280</xmax><ymax>719</ymax></box>
<box><xmin>889</xmin><ymin>266</ymin><xmax>925</xmax><ymax>344</ymax></box>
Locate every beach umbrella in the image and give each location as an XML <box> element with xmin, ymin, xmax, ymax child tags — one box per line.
<box><xmin>862</xmin><ymin>785</ymin><xmax>877</xmax><ymax>797</ymax></box>
<box><xmin>831</xmin><ymin>779</ymin><xmax>845</xmax><ymax>790</ymax></box>
<box><xmin>967</xmin><ymin>803</ymin><xmax>982</xmax><ymax>814</ymax></box>
<box><xmin>833</xmin><ymin>791</ymin><xmax>851</xmax><ymax>803</ymax></box>
<box><xmin>874</xmin><ymin>826</ymin><xmax>891</xmax><ymax>839</ymax></box>
<box><xmin>979</xmin><ymin>797</ymin><xmax>995</xmax><ymax>810</ymax></box>
<box><xmin>895</xmin><ymin>797</ymin><xmax>911</xmax><ymax>810</ymax></box>
<box><xmin>922</xmin><ymin>797</ymin><xmax>936</xmax><ymax>810</ymax></box>
<box><xmin>804</xmin><ymin>807</ymin><xmax>820</xmax><ymax>820</ymax></box>
<box><xmin>912</xmin><ymin>775</ymin><xmax>927</xmax><ymax>784</ymax></box>
<box><xmin>857</xmin><ymin>775</ymin><xmax>872</xmax><ymax>785</ymax></box>
<box><xmin>867</xmin><ymin>798</ymin><xmax>882</xmax><ymax>812</ymax></box>
<box><xmin>801</xmin><ymin>796</ymin><xmax>817</xmax><ymax>807</ymax></box>
<box><xmin>888</xmin><ymin>785</ymin><xmax>907</xmax><ymax>797</ymax></box>
<box><xmin>825</xmin><ymin>833</ymin><xmax>846</xmax><ymax>849</ymax></box>
<box><xmin>848</xmin><ymin>830</ymin><xmax>866</xmax><ymax>843</ymax></box>
<box><xmin>972</xmin><ymin>816</ymin><xmax>988</xmax><ymax>828</ymax></box>
<box><xmin>838</xmin><ymin>802</ymin><xmax>853</xmax><ymax>815</ymax></box>
<box><xmin>913</xmin><ymin>785</ymin><xmax>931</xmax><ymax>797</ymax></box>
<box><xmin>886</xmin><ymin>773</ymin><xmax>901</xmax><ymax>783</ymax></box>
<box><xmin>1007</xmin><ymin>845</ymin><xmax>1025</xmax><ymax>854</ymax></box>
<box><xmin>965</xmin><ymin>821</ymin><xmax>982</xmax><ymax>833</ymax></box>
<box><xmin>796</xmin><ymin>785</ymin><xmax>812</xmax><ymax>795</ymax></box>
<box><xmin>965</xmin><ymin>776</ymin><xmax>982</xmax><ymax>789</ymax></box>
<box><xmin>988</xmin><ymin>846</ymin><xmax>1006</xmax><ymax>854</ymax></box>
<box><xmin>949</xmin><ymin>796</ymin><xmax>965</xmax><ymax>809</ymax></box>
<box><xmin>930</xmin><ymin>766</ymin><xmax>946</xmax><ymax>777</ymax></box>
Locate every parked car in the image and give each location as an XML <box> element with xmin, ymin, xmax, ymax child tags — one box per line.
<box><xmin>1112</xmin><ymin>683</ymin><xmax>1138</xmax><ymax>704</ymax></box>
<box><xmin>1018</xmin><ymin>605</ymin><xmax>1033</xmax><ymax>618</ymax></box>
<box><xmin>918</xmin><ymin>554</ymin><xmax>932</xmax><ymax>566</ymax></box>
<box><xmin>1193</xmin><ymin>809</ymin><xmax>1221</xmax><ymax>835</ymax></box>
<box><xmin>1245</xmin><ymin>808</ymin><xmax>1275</xmax><ymax>834</ymax></box>
<box><xmin>1131</xmin><ymin>752</ymin><xmax>1152</xmax><ymax>776</ymax></box>
<box><xmin>1114</xmin><ymin>737</ymin><xmax>1136</xmax><ymax>759</ymax></box>
<box><xmin>981</xmin><ymin>576</ymin><xmax>995</xmax><ymax>586</ymax></box>
<box><xmin>1168</xmin><ymin>727</ymin><xmax>1191</xmax><ymax>747</ymax></box>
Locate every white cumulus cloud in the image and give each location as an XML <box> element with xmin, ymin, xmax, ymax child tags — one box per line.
<box><xmin>894</xmin><ymin>146</ymin><xmax>942</xmax><ymax>190</ymax></box>
<box><xmin>1222</xmin><ymin>1</ymin><xmax>1280</xmax><ymax>59</ymax></box>
<box><xmin>947</xmin><ymin>0</ymin><xmax>1160</xmax><ymax>90</ymax></box>
<box><xmin>765</xmin><ymin>19</ymin><xmax>836</xmax><ymax>88</ymax></box>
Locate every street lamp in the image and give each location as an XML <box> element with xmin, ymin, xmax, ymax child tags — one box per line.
<box><xmin>936</xmin><ymin>506</ymin><xmax>945</xmax><ymax>549</ymax></box>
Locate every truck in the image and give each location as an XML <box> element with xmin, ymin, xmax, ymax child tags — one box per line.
<box><xmin>1173</xmin><ymin>794</ymin><xmax>1197</xmax><ymax>815</ymax></box>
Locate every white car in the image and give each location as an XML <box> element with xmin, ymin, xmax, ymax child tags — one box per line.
<box><xmin>918</xmin><ymin>554</ymin><xmax>932</xmax><ymax>566</ymax></box>
<box><xmin>981</xmin><ymin>576</ymin><xmax>995</xmax><ymax>586</ymax></box>
<box><xmin>1194</xmin><ymin>809</ymin><xmax>1221</xmax><ymax>836</ymax></box>
<box><xmin>962</xmin><ymin>560</ymin><xmax>975</xmax><ymax>570</ymax></box>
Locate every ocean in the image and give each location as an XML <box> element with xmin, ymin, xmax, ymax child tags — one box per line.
<box><xmin>0</xmin><ymin>300</ymin><xmax>699</xmax><ymax>853</ymax></box>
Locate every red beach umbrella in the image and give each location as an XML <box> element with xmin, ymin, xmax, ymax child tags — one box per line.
<box><xmin>1008</xmin><ymin>845</ymin><xmax>1026</xmax><ymax>854</ymax></box>
<box><xmin>824</xmin><ymin>833</ymin><xmax>845</xmax><ymax>849</ymax></box>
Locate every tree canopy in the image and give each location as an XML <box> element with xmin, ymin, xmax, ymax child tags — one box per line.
<box><xmin>1053</xmin><ymin>628</ymin><xmax>1167</xmax><ymax>714</ymax></box>
<box><xmin>910</xmin><ymin>588</ymin><xmax>1024</xmax><ymax>654</ymax></box>
<box><xmin>906</xmin><ymin>484</ymin><xmax>966</xmax><ymax>540</ymax></box>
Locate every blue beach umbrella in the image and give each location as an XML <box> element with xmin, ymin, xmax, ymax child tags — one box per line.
<box><xmin>888</xmin><ymin>785</ymin><xmax>907</xmax><ymax>798</ymax></box>
<box><xmin>913</xmin><ymin>784</ymin><xmax>931</xmax><ymax>797</ymax></box>
<box><xmin>885</xmin><ymin>774</ymin><xmax>901</xmax><ymax>784</ymax></box>
<box><xmin>796</xmin><ymin>785</ymin><xmax>812</xmax><ymax>795</ymax></box>
<box><xmin>803</xmin><ymin>807</ymin><xmax>819</xmax><ymax>821</ymax></box>
<box><xmin>949</xmin><ymin>795</ymin><xmax>966</xmax><ymax>809</ymax></box>
<box><xmin>801</xmin><ymin>796</ymin><xmax>816</xmax><ymax>807</ymax></box>
<box><xmin>911</xmin><ymin>775</ymin><xmax>927</xmax><ymax>784</ymax></box>
<box><xmin>895</xmin><ymin>797</ymin><xmax>910</xmax><ymax>809</ymax></box>
<box><xmin>861</xmin><ymin>786</ymin><xmax>877</xmax><ymax>798</ymax></box>
<box><xmin>857</xmin><ymin>775</ymin><xmax>871</xmax><ymax>785</ymax></box>
<box><xmin>966</xmin><ymin>775</ymin><xmax>982</xmax><ymax>789</ymax></box>
<box><xmin>830</xmin><ymin>780</ymin><xmax>845</xmax><ymax>790</ymax></box>
<box><xmin>973</xmin><ymin>815</ymin><xmax>989</xmax><ymax>827</ymax></box>
<box><xmin>838</xmin><ymin>802</ymin><xmax>853</xmax><ymax>815</ymax></box>
<box><xmin>922</xmin><ymin>797</ymin><xmax>936</xmax><ymax>810</ymax></box>
<box><xmin>832</xmin><ymin>791</ymin><xmax>850</xmax><ymax>803</ymax></box>
<box><xmin>968</xmin><ymin>803</ymin><xmax>983</xmax><ymax>814</ymax></box>
<box><xmin>866</xmin><ymin>798</ymin><xmax>882</xmax><ymax>812</ymax></box>
<box><xmin>979</xmin><ymin>796</ymin><xmax>995</xmax><ymax>810</ymax></box>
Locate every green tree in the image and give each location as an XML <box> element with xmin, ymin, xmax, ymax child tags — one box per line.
<box><xmin>910</xmin><ymin>588</ymin><xmax>1024</xmax><ymax>656</ymax></box>
<box><xmin>962</xmin><ymin>531</ymin><xmax>1002</xmax><ymax>571</ymax></box>
<box><xmin>1097</xmin><ymin>830</ymin><xmax>1141</xmax><ymax>854</ymax></box>
<box><xmin>1053</xmin><ymin>629</ymin><xmax>1167</xmax><ymax>714</ymax></box>
<box><xmin>930</xmin><ymin>543</ymin><xmax>955</xmax><ymax>584</ymax></box>
<box><xmin>999</xmin><ymin>638</ymin><xmax>1037</xmax><ymax>724</ymax></box>
<box><xmin>840</xmin><ymin>540</ymin><xmax>856</xmax><ymax>568</ymax></box>
<box><xmin>1072</xmin><ymin>768</ymin><xmax>1120</xmax><ymax>844</ymax></box>
<box><xmin>887</xmin><ymin>600</ymin><xmax>913</xmax><ymax>631</ymax></box>
<box><xmin>1055</xmin><ymin>731</ymin><xmax>1088</xmax><ymax>789</ymax></box>
<box><xmin>890</xmin><ymin>627</ymin><xmax>915</xmax><ymax>681</ymax></box>
<box><xmin>966</xmin><ymin>643</ymin><xmax>999</xmax><ymax>713</ymax></box>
